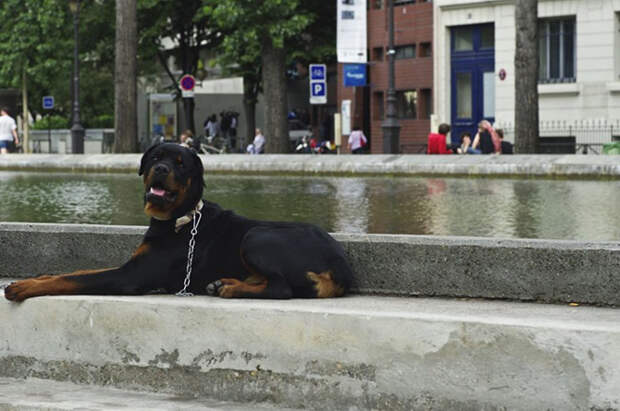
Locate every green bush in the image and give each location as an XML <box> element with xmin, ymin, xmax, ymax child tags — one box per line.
<box><xmin>603</xmin><ymin>142</ymin><xmax>620</xmax><ymax>155</ymax></box>
<box><xmin>32</xmin><ymin>115</ymin><xmax>69</xmax><ymax>130</ymax></box>
<box><xmin>88</xmin><ymin>114</ymin><xmax>114</xmax><ymax>129</ymax></box>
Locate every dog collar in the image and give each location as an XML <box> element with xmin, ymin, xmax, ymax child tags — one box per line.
<box><xmin>175</xmin><ymin>200</ymin><xmax>204</xmax><ymax>233</ymax></box>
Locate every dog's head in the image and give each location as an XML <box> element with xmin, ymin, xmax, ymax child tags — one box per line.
<box><xmin>138</xmin><ymin>142</ymin><xmax>204</xmax><ymax>221</ymax></box>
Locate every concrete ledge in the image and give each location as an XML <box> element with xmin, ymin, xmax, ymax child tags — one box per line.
<box><xmin>1</xmin><ymin>223</ymin><xmax>620</xmax><ymax>306</ymax></box>
<box><xmin>1</xmin><ymin>294</ymin><xmax>619</xmax><ymax>410</ymax></box>
<box><xmin>0</xmin><ymin>153</ymin><xmax>619</xmax><ymax>178</ymax></box>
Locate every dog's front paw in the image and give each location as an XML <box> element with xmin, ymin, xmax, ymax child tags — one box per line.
<box><xmin>4</xmin><ymin>280</ymin><xmax>33</xmax><ymax>302</ymax></box>
<box><xmin>206</xmin><ymin>280</ymin><xmax>223</xmax><ymax>296</ymax></box>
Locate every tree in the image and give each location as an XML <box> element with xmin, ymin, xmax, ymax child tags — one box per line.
<box><xmin>514</xmin><ymin>0</ymin><xmax>539</xmax><ymax>153</ymax></box>
<box><xmin>139</xmin><ymin>0</ymin><xmax>222</xmax><ymax>135</ymax></box>
<box><xmin>114</xmin><ymin>0</ymin><xmax>138</xmax><ymax>152</ymax></box>
<box><xmin>206</xmin><ymin>0</ymin><xmax>335</xmax><ymax>153</ymax></box>
<box><xmin>0</xmin><ymin>0</ymin><xmax>115</xmax><ymax>130</ymax></box>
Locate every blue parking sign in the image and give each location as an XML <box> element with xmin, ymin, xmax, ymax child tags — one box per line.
<box><xmin>42</xmin><ymin>96</ymin><xmax>54</xmax><ymax>110</ymax></box>
<box><xmin>309</xmin><ymin>64</ymin><xmax>327</xmax><ymax>104</ymax></box>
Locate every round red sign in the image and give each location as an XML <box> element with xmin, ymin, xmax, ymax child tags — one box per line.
<box><xmin>180</xmin><ymin>74</ymin><xmax>196</xmax><ymax>91</ymax></box>
<box><xmin>499</xmin><ymin>69</ymin><xmax>507</xmax><ymax>81</ymax></box>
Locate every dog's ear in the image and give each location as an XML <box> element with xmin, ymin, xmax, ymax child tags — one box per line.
<box><xmin>138</xmin><ymin>141</ymin><xmax>162</xmax><ymax>176</ymax></box>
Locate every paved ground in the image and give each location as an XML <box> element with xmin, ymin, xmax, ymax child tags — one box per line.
<box><xmin>0</xmin><ymin>378</ymin><xmax>301</xmax><ymax>410</ymax></box>
<box><xmin>0</xmin><ymin>153</ymin><xmax>618</xmax><ymax>177</ymax></box>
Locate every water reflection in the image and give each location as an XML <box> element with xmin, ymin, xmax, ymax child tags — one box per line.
<box><xmin>0</xmin><ymin>171</ymin><xmax>618</xmax><ymax>241</ymax></box>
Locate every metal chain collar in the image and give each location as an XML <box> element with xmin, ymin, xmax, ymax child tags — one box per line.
<box><xmin>176</xmin><ymin>208</ymin><xmax>202</xmax><ymax>296</ymax></box>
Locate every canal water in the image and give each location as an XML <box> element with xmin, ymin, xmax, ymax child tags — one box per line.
<box><xmin>1</xmin><ymin>171</ymin><xmax>619</xmax><ymax>241</ymax></box>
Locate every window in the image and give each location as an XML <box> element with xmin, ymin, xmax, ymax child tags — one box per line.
<box><xmin>395</xmin><ymin>44</ymin><xmax>416</xmax><ymax>59</ymax></box>
<box><xmin>372</xmin><ymin>47</ymin><xmax>384</xmax><ymax>61</ymax></box>
<box><xmin>420</xmin><ymin>89</ymin><xmax>432</xmax><ymax>119</ymax></box>
<box><xmin>373</xmin><ymin>92</ymin><xmax>384</xmax><ymax>120</ymax></box>
<box><xmin>539</xmin><ymin>17</ymin><xmax>576</xmax><ymax>83</ymax></box>
<box><xmin>396</xmin><ymin>90</ymin><xmax>417</xmax><ymax>119</ymax></box>
<box><xmin>419</xmin><ymin>42</ymin><xmax>432</xmax><ymax>57</ymax></box>
<box><xmin>480</xmin><ymin>25</ymin><xmax>494</xmax><ymax>49</ymax></box>
<box><xmin>453</xmin><ymin>27</ymin><xmax>473</xmax><ymax>51</ymax></box>
<box><xmin>394</xmin><ymin>0</ymin><xmax>415</xmax><ymax>5</ymax></box>
<box><xmin>372</xmin><ymin>0</ymin><xmax>383</xmax><ymax>9</ymax></box>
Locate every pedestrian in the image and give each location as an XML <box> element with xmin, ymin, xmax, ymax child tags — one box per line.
<box><xmin>497</xmin><ymin>129</ymin><xmax>514</xmax><ymax>154</ymax></box>
<box><xmin>246</xmin><ymin>128</ymin><xmax>265</xmax><ymax>154</ymax></box>
<box><xmin>472</xmin><ymin>120</ymin><xmax>501</xmax><ymax>154</ymax></box>
<box><xmin>179</xmin><ymin>129</ymin><xmax>199</xmax><ymax>150</ymax></box>
<box><xmin>347</xmin><ymin>125</ymin><xmax>367</xmax><ymax>154</ymax></box>
<box><xmin>0</xmin><ymin>107</ymin><xmax>18</xmax><ymax>154</ymax></box>
<box><xmin>457</xmin><ymin>131</ymin><xmax>481</xmax><ymax>154</ymax></box>
<box><xmin>427</xmin><ymin>123</ymin><xmax>453</xmax><ymax>154</ymax></box>
<box><xmin>229</xmin><ymin>112</ymin><xmax>238</xmax><ymax>151</ymax></box>
<box><xmin>205</xmin><ymin>114</ymin><xmax>219</xmax><ymax>138</ymax></box>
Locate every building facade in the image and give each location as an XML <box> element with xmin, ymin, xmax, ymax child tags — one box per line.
<box><xmin>434</xmin><ymin>0</ymin><xmax>620</xmax><ymax>148</ymax></box>
<box><xmin>338</xmin><ymin>0</ymin><xmax>434</xmax><ymax>153</ymax></box>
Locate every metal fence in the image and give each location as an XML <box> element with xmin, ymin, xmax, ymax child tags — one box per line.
<box><xmin>495</xmin><ymin>119</ymin><xmax>620</xmax><ymax>154</ymax></box>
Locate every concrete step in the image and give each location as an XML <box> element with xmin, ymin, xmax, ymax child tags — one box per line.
<box><xmin>0</xmin><ymin>377</ymin><xmax>300</xmax><ymax>410</ymax></box>
<box><xmin>1</xmin><ymin>292</ymin><xmax>619</xmax><ymax>410</ymax></box>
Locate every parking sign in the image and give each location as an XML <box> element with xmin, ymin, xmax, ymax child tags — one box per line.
<box><xmin>309</xmin><ymin>64</ymin><xmax>327</xmax><ymax>104</ymax></box>
<box><xmin>42</xmin><ymin>96</ymin><xmax>54</xmax><ymax>110</ymax></box>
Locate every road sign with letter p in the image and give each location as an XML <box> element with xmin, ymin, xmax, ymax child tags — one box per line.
<box><xmin>309</xmin><ymin>64</ymin><xmax>327</xmax><ymax>104</ymax></box>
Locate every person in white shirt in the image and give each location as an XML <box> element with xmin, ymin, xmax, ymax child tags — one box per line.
<box><xmin>347</xmin><ymin>125</ymin><xmax>367</xmax><ymax>154</ymax></box>
<box><xmin>246</xmin><ymin>128</ymin><xmax>265</xmax><ymax>154</ymax></box>
<box><xmin>0</xmin><ymin>107</ymin><xmax>18</xmax><ymax>154</ymax></box>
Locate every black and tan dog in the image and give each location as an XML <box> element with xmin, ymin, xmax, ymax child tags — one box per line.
<box><xmin>4</xmin><ymin>142</ymin><xmax>353</xmax><ymax>302</ymax></box>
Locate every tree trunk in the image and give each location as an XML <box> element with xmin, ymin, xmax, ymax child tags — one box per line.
<box><xmin>182</xmin><ymin>97</ymin><xmax>195</xmax><ymax>134</ymax></box>
<box><xmin>113</xmin><ymin>0</ymin><xmax>138</xmax><ymax>153</ymax></box>
<box><xmin>261</xmin><ymin>39</ymin><xmax>289</xmax><ymax>153</ymax></box>
<box><xmin>514</xmin><ymin>0</ymin><xmax>539</xmax><ymax>154</ymax></box>
<box><xmin>242</xmin><ymin>75</ymin><xmax>258</xmax><ymax>151</ymax></box>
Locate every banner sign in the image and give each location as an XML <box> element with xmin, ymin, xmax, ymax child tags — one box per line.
<box><xmin>337</xmin><ymin>0</ymin><xmax>367</xmax><ymax>63</ymax></box>
<box><xmin>343</xmin><ymin>63</ymin><xmax>367</xmax><ymax>87</ymax></box>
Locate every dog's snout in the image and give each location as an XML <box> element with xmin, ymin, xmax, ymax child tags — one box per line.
<box><xmin>154</xmin><ymin>163</ymin><xmax>170</xmax><ymax>175</ymax></box>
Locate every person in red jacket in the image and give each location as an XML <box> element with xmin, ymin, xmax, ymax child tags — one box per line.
<box><xmin>427</xmin><ymin>123</ymin><xmax>453</xmax><ymax>154</ymax></box>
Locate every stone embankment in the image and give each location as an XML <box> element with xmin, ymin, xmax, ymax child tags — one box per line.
<box><xmin>1</xmin><ymin>222</ymin><xmax>619</xmax><ymax>410</ymax></box>
<box><xmin>0</xmin><ymin>153</ymin><xmax>619</xmax><ymax>178</ymax></box>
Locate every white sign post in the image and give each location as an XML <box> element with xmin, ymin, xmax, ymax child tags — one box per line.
<box><xmin>341</xmin><ymin>99</ymin><xmax>351</xmax><ymax>136</ymax></box>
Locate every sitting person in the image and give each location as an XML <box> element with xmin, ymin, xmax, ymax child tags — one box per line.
<box><xmin>246</xmin><ymin>128</ymin><xmax>265</xmax><ymax>154</ymax></box>
<box><xmin>457</xmin><ymin>132</ymin><xmax>481</xmax><ymax>154</ymax></box>
<box><xmin>427</xmin><ymin>123</ymin><xmax>453</xmax><ymax>155</ymax></box>
<box><xmin>496</xmin><ymin>129</ymin><xmax>514</xmax><ymax>154</ymax></box>
<box><xmin>472</xmin><ymin>120</ymin><xmax>501</xmax><ymax>154</ymax></box>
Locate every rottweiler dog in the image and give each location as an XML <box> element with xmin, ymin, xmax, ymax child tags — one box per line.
<box><xmin>4</xmin><ymin>143</ymin><xmax>353</xmax><ymax>302</ymax></box>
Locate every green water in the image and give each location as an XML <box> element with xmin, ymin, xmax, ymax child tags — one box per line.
<box><xmin>1</xmin><ymin>171</ymin><xmax>619</xmax><ymax>241</ymax></box>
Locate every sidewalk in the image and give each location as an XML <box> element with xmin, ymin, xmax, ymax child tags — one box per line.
<box><xmin>0</xmin><ymin>153</ymin><xmax>619</xmax><ymax>177</ymax></box>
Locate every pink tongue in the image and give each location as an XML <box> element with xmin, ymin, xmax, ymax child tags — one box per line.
<box><xmin>150</xmin><ymin>187</ymin><xmax>166</xmax><ymax>197</ymax></box>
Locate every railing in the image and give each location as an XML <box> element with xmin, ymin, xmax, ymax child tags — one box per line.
<box><xmin>495</xmin><ymin>119</ymin><xmax>620</xmax><ymax>154</ymax></box>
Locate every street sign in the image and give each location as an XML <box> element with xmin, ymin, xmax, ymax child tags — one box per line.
<box><xmin>42</xmin><ymin>96</ymin><xmax>54</xmax><ymax>110</ymax></box>
<box><xmin>343</xmin><ymin>63</ymin><xmax>366</xmax><ymax>87</ymax></box>
<box><xmin>309</xmin><ymin>64</ymin><xmax>327</xmax><ymax>104</ymax></box>
<box><xmin>180</xmin><ymin>74</ymin><xmax>196</xmax><ymax>98</ymax></box>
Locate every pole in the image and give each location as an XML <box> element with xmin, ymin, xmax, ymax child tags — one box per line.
<box><xmin>22</xmin><ymin>70</ymin><xmax>29</xmax><ymax>153</ymax></box>
<box><xmin>70</xmin><ymin>0</ymin><xmax>85</xmax><ymax>154</ymax></box>
<box><xmin>381</xmin><ymin>0</ymin><xmax>401</xmax><ymax>154</ymax></box>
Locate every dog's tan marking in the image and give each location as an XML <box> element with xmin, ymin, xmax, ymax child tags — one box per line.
<box><xmin>131</xmin><ymin>243</ymin><xmax>150</xmax><ymax>259</ymax></box>
<box><xmin>306</xmin><ymin>271</ymin><xmax>345</xmax><ymax>298</ymax></box>
<box><xmin>4</xmin><ymin>268</ymin><xmax>114</xmax><ymax>302</ymax></box>
<box><xmin>217</xmin><ymin>276</ymin><xmax>267</xmax><ymax>298</ymax></box>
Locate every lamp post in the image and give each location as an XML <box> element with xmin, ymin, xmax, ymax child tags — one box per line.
<box><xmin>381</xmin><ymin>0</ymin><xmax>400</xmax><ymax>154</ymax></box>
<box><xmin>69</xmin><ymin>0</ymin><xmax>84</xmax><ymax>154</ymax></box>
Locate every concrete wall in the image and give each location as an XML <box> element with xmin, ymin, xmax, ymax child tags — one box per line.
<box><xmin>2</xmin><ymin>223</ymin><xmax>619</xmax><ymax>306</ymax></box>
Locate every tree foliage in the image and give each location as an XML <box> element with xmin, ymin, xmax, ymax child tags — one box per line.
<box><xmin>0</xmin><ymin>0</ymin><xmax>115</xmax><ymax>128</ymax></box>
<box><xmin>204</xmin><ymin>0</ymin><xmax>336</xmax><ymax>152</ymax></box>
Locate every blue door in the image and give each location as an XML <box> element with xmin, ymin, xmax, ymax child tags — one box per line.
<box><xmin>450</xmin><ymin>24</ymin><xmax>495</xmax><ymax>145</ymax></box>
